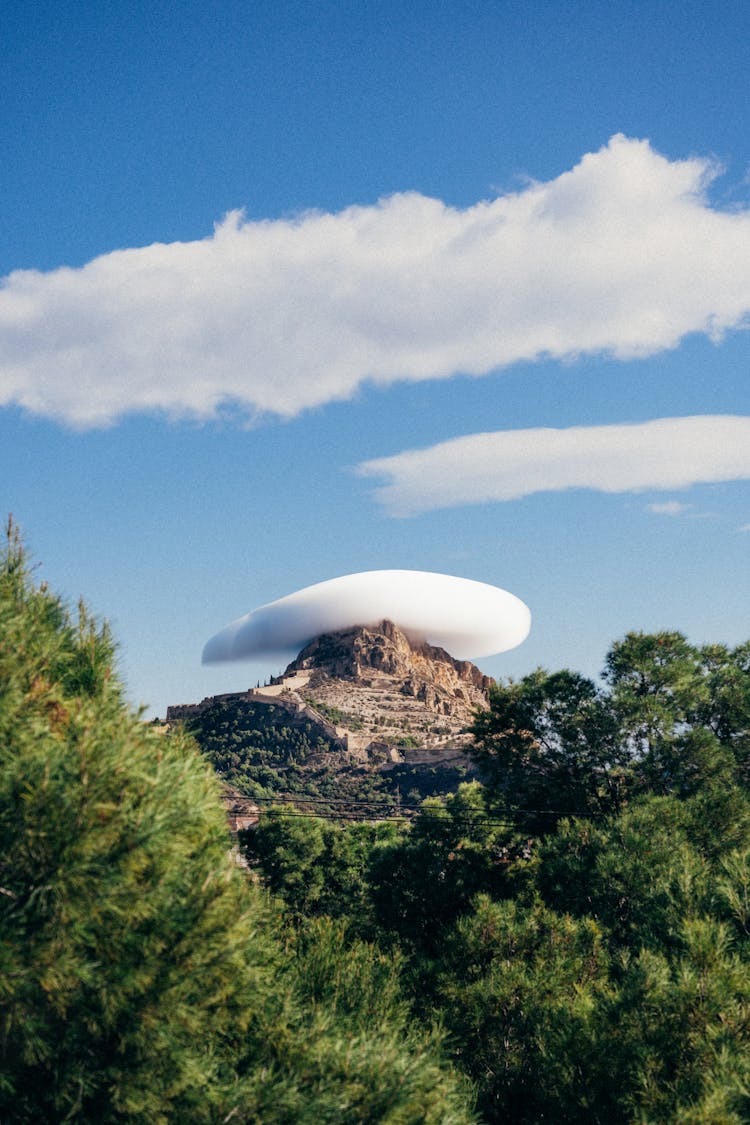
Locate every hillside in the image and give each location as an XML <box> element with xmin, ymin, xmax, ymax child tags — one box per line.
<box><xmin>167</xmin><ymin>619</ymin><xmax>492</xmax><ymax>809</ymax></box>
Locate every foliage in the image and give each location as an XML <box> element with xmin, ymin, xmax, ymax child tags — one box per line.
<box><xmin>435</xmin><ymin>895</ymin><xmax>612</xmax><ymax>1123</ymax></box>
<box><xmin>471</xmin><ymin>669</ymin><xmax>625</xmax><ymax>829</ymax></box>
<box><xmin>0</xmin><ymin>523</ymin><xmax>275</xmax><ymax>1120</ymax></box>
<box><xmin>185</xmin><ymin>696</ymin><xmax>340</xmax><ymax>786</ymax></box>
<box><xmin>537</xmin><ymin>798</ymin><xmax>711</xmax><ymax>953</ymax></box>
<box><xmin>245</xmin><ymin>626</ymin><xmax>750</xmax><ymax>1124</ymax></box>
<box><xmin>285</xmin><ymin>917</ymin><xmax>476</xmax><ymax>1124</ymax></box>
<box><xmin>434</xmin><ymin>885</ymin><xmax>750</xmax><ymax>1123</ymax></box>
<box><xmin>366</xmin><ymin>784</ymin><xmax>515</xmax><ymax>956</ymax></box>
<box><xmin>243</xmin><ymin>810</ymin><xmax>400</xmax><ymax>928</ymax></box>
<box><xmin>471</xmin><ymin>631</ymin><xmax>750</xmax><ymax>831</ymax></box>
<box><xmin>10</xmin><ymin>514</ymin><xmax>750</xmax><ymax>1124</ymax></box>
<box><xmin>0</xmin><ymin>524</ymin><xmax>476</xmax><ymax>1124</ymax></box>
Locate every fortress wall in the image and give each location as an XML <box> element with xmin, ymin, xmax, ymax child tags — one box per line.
<box><xmin>166</xmin><ymin>689</ymin><xmax>346</xmax><ymax>750</ymax></box>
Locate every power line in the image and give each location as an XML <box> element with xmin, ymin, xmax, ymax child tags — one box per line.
<box><xmin>241</xmin><ymin>790</ymin><xmax>608</xmax><ymax>828</ymax></box>
<box><xmin>258</xmin><ymin>808</ymin><xmax>520</xmax><ymax>827</ymax></box>
<box><xmin>246</xmin><ymin>789</ymin><xmax>596</xmax><ymax>817</ymax></box>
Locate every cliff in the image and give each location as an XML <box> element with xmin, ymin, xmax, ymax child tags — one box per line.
<box><xmin>276</xmin><ymin>619</ymin><xmax>491</xmax><ymax>756</ymax></box>
<box><xmin>167</xmin><ymin>620</ymin><xmax>493</xmax><ymax>806</ymax></box>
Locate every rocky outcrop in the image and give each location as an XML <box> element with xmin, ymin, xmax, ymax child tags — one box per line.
<box><xmin>286</xmin><ymin>620</ymin><xmax>490</xmax><ymax>699</ymax></box>
<box><xmin>276</xmin><ymin>620</ymin><xmax>492</xmax><ymax>750</ymax></box>
<box><xmin>167</xmin><ymin>621</ymin><xmax>493</xmax><ymax>784</ymax></box>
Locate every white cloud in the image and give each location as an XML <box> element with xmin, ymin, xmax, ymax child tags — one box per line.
<box><xmin>646</xmin><ymin>500</ymin><xmax>692</xmax><ymax>515</ymax></box>
<box><xmin>356</xmin><ymin>416</ymin><xmax>750</xmax><ymax>516</ymax></box>
<box><xmin>739</xmin><ymin>524</ymin><xmax>750</xmax><ymax>533</ymax></box>
<box><xmin>202</xmin><ymin>570</ymin><xmax>530</xmax><ymax>662</ymax></box>
<box><xmin>2</xmin><ymin>135</ymin><xmax>750</xmax><ymax>426</ymax></box>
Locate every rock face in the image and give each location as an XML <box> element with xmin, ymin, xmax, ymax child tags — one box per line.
<box><xmin>273</xmin><ymin>619</ymin><xmax>492</xmax><ymax>758</ymax></box>
<box><xmin>167</xmin><ymin>621</ymin><xmax>493</xmax><ymax>790</ymax></box>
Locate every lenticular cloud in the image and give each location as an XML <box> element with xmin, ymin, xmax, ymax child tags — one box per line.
<box><xmin>202</xmin><ymin>570</ymin><xmax>531</xmax><ymax>663</ymax></box>
<box><xmin>357</xmin><ymin>415</ymin><xmax>750</xmax><ymax>515</ymax></box>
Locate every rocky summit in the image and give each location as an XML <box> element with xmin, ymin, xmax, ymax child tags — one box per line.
<box><xmin>166</xmin><ymin>620</ymin><xmax>494</xmax><ymax>807</ymax></box>
<box><xmin>277</xmin><ymin>619</ymin><xmax>492</xmax><ymax>759</ymax></box>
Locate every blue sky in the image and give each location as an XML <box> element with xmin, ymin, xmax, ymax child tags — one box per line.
<box><xmin>2</xmin><ymin>0</ymin><xmax>749</xmax><ymax>717</ymax></box>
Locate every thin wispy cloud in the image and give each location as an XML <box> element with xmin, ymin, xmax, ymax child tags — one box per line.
<box><xmin>2</xmin><ymin>137</ymin><xmax>750</xmax><ymax>426</ymax></box>
<box><xmin>356</xmin><ymin>416</ymin><xmax>750</xmax><ymax>516</ymax></box>
<box><xmin>646</xmin><ymin>501</ymin><xmax>692</xmax><ymax>515</ymax></box>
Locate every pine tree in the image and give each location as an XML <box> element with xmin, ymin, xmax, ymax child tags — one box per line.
<box><xmin>0</xmin><ymin>524</ymin><xmax>476</xmax><ymax>1124</ymax></box>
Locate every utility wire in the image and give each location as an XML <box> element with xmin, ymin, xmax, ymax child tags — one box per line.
<box><xmin>240</xmin><ymin>790</ymin><xmax>610</xmax><ymax>828</ymax></box>
<box><xmin>244</xmin><ymin>790</ymin><xmax>562</xmax><ymax>816</ymax></box>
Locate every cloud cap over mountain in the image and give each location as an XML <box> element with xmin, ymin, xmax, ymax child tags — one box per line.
<box><xmin>202</xmin><ymin>570</ymin><xmax>531</xmax><ymax>663</ymax></box>
<box><xmin>2</xmin><ymin>136</ymin><xmax>750</xmax><ymax>426</ymax></box>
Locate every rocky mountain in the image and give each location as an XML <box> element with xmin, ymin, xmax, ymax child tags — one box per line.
<box><xmin>167</xmin><ymin>620</ymin><xmax>493</xmax><ymax>808</ymax></box>
<box><xmin>278</xmin><ymin>619</ymin><xmax>491</xmax><ymax>756</ymax></box>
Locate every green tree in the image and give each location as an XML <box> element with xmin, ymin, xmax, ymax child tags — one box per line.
<box><xmin>470</xmin><ymin>669</ymin><xmax>626</xmax><ymax>830</ymax></box>
<box><xmin>0</xmin><ymin>523</ymin><xmax>279</xmax><ymax>1121</ymax></box>
<box><xmin>244</xmin><ymin>808</ymin><xmax>328</xmax><ymax>914</ymax></box>
<box><xmin>436</xmin><ymin>894</ymin><xmax>611</xmax><ymax>1123</ymax></box>
<box><xmin>604</xmin><ymin>630</ymin><xmax>702</xmax><ymax>753</ymax></box>
<box><xmin>537</xmin><ymin>799</ymin><xmax>709</xmax><ymax>954</ymax></box>
<box><xmin>0</xmin><ymin>524</ymin><xmax>476</xmax><ymax>1125</ymax></box>
<box><xmin>603</xmin><ymin>917</ymin><xmax>750</xmax><ymax>1123</ymax></box>
<box><xmin>244</xmin><ymin>810</ymin><xmax>399</xmax><ymax>930</ymax></box>
<box><xmin>436</xmin><ymin>816</ymin><xmax>750</xmax><ymax>1123</ymax></box>
<box><xmin>287</xmin><ymin>916</ymin><xmax>475</xmax><ymax>1123</ymax></box>
<box><xmin>692</xmin><ymin>641</ymin><xmax>750</xmax><ymax>751</ymax></box>
<box><xmin>472</xmin><ymin>634</ymin><xmax>750</xmax><ymax>826</ymax></box>
<box><xmin>368</xmin><ymin>783</ymin><xmax>512</xmax><ymax>956</ymax></box>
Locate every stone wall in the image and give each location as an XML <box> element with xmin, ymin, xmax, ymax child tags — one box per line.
<box><xmin>166</xmin><ymin>688</ymin><xmax>346</xmax><ymax>750</ymax></box>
